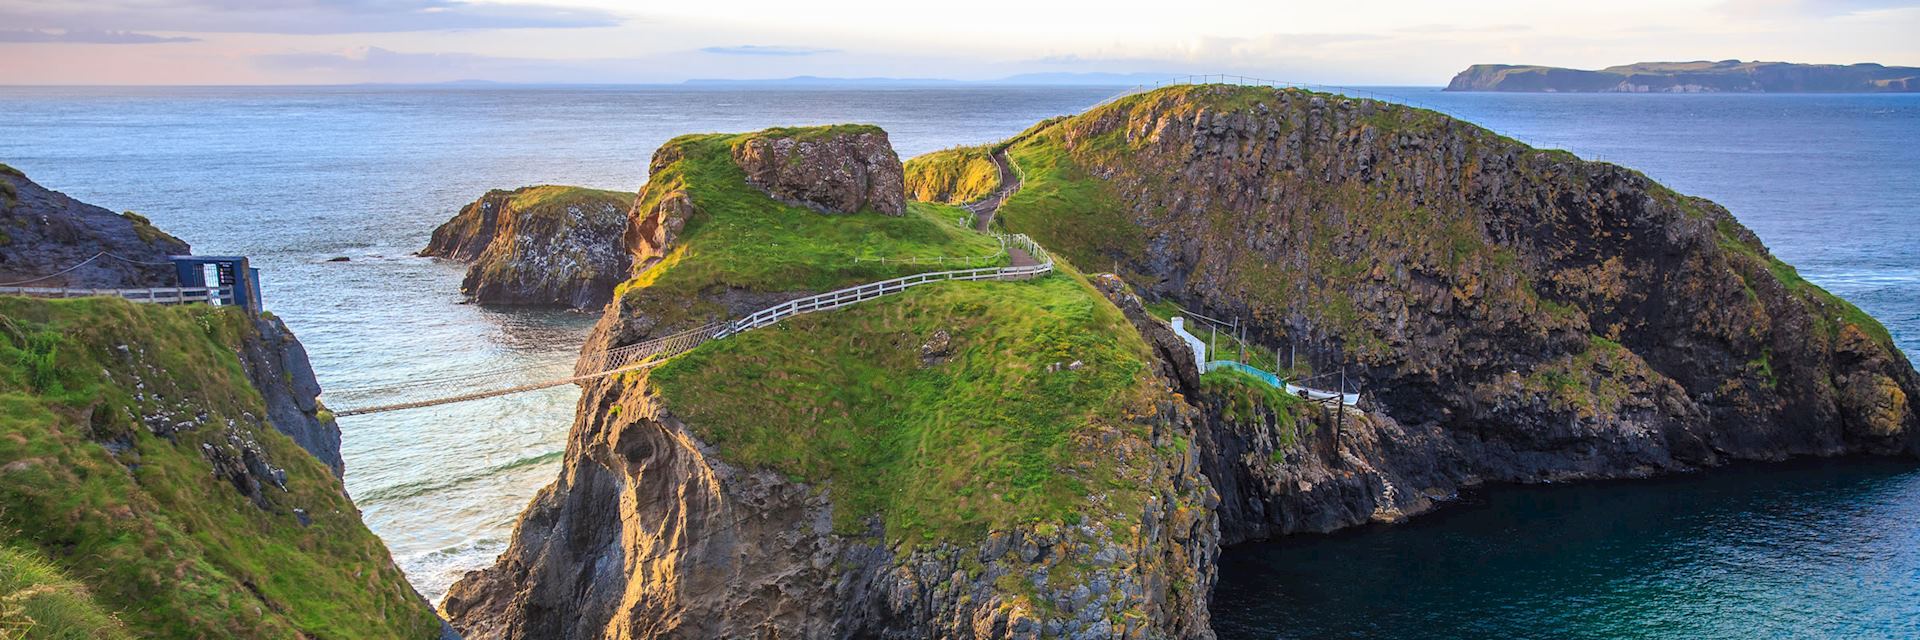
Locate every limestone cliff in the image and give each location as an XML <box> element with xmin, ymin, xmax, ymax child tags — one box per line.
<box><xmin>994</xmin><ymin>84</ymin><xmax>1919</xmax><ymax>541</ymax></box>
<box><xmin>422</xmin><ymin>185</ymin><xmax>632</xmax><ymax>311</ymax></box>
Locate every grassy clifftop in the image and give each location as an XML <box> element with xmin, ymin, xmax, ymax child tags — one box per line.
<box><xmin>625</xmin><ymin>125</ymin><xmax>1170</xmax><ymax>545</ymax></box>
<box><xmin>613</xmin><ymin>129</ymin><xmax>1003</xmax><ymax>330</ymax></box>
<box><xmin>653</xmin><ymin>263</ymin><xmax>1162</xmax><ymax>545</ymax></box>
<box><xmin>0</xmin><ymin>298</ymin><xmax>442</xmax><ymax>638</ymax></box>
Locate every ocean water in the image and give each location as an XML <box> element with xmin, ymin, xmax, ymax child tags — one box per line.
<box><xmin>0</xmin><ymin>84</ymin><xmax>1915</xmax><ymax>629</ymax></box>
<box><xmin>1210</xmin><ymin>458</ymin><xmax>1920</xmax><ymax>639</ymax></box>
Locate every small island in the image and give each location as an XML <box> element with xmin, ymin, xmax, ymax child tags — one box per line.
<box><xmin>1446</xmin><ymin>60</ymin><xmax>1920</xmax><ymax>93</ymax></box>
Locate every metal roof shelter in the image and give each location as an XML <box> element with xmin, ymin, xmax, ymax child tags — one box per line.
<box><xmin>170</xmin><ymin>255</ymin><xmax>261</xmax><ymax>314</ymax></box>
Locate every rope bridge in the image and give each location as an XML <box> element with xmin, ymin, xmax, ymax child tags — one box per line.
<box><xmin>329</xmin><ymin>234</ymin><xmax>1053</xmax><ymax>417</ymax></box>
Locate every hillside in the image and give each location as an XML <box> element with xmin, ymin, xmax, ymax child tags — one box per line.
<box><xmin>1447</xmin><ymin>60</ymin><xmax>1920</xmax><ymax>92</ymax></box>
<box><xmin>904</xmin><ymin>144</ymin><xmax>1002</xmax><ymax>204</ymax></box>
<box><xmin>0</xmin><ymin>167</ymin><xmax>444</xmax><ymax>638</ymax></box>
<box><xmin>0</xmin><ymin>299</ymin><xmax>445</xmax><ymax>638</ymax></box>
<box><xmin>444</xmin><ymin>125</ymin><xmax>1217</xmax><ymax>639</ymax></box>
<box><xmin>993</xmin><ymin>83</ymin><xmax>1916</xmax><ymax>540</ymax></box>
<box><xmin>1</xmin><ymin>164</ymin><xmax>187</xmax><ymax>287</ymax></box>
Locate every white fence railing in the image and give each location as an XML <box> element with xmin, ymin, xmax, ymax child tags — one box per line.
<box><xmin>573</xmin><ymin>234</ymin><xmax>1052</xmax><ymax>378</ymax></box>
<box><xmin>0</xmin><ymin>286</ymin><xmax>233</xmax><ymax>305</ymax></box>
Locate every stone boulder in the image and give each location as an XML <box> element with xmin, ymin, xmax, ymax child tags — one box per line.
<box><xmin>730</xmin><ymin>126</ymin><xmax>906</xmax><ymax>215</ymax></box>
<box><xmin>0</xmin><ymin>164</ymin><xmax>188</xmax><ymax>288</ymax></box>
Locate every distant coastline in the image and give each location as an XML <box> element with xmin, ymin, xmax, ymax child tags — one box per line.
<box><xmin>1446</xmin><ymin>60</ymin><xmax>1920</xmax><ymax>93</ymax></box>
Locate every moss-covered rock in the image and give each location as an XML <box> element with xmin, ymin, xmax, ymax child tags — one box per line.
<box><xmin>730</xmin><ymin>124</ymin><xmax>906</xmax><ymax>215</ymax></box>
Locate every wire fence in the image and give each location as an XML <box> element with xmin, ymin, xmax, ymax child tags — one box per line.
<box><xmin>330</xmin><ymin>234</ymin><xmax>1056</xmax><ymax>416</ymax></box>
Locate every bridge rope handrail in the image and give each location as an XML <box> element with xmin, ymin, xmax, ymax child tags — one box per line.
<box><xmin>331</xmin><ymin>233</ymin><xmax>1053</xmax><ymax>416</ymax></box>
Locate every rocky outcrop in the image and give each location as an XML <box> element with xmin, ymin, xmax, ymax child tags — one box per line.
<box><xmin>0</xmin><ymin>164</ymin><xmax>187</xmax><ymax>287</ymax></box>
<box><xmin>731</xmin><ymin>126</ymin><xmax>907</xmax><ymax>215</ymax></box>
<box><xmin>445</xmin><ymin>370</ymin><xmax>1217</xmax><ymax>639</ymax></box>
<box><xmin>447</xmin><ymin>126</ymin><xmax>1221</xmax><ymax>639</ymax></box>
<box><xmin>1002</xmin><ymin>85</ymin><xmax>1920</xmax><ymax>543</ymax></box>
<box><xmin>238</xmin><ymin>313</ymin><xmax>344</xmax><ymax>476</ymax></box>
<box><xmin>421</xmin><ymin>185</ymin><xmax>632</xmax><ymax>310</ymax></box>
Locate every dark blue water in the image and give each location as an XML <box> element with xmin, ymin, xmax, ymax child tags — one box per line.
<box><xmin>0</xmin><ymin>85</ymin><xmax>1914</xmax><ymax>621</ymax></box>
<box><xmin>1212</xmin><ymin>458</ymin><xmax>1920</xmax><ymax>639</ymax></box>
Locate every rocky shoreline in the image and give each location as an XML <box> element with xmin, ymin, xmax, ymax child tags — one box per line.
<box><xmin>437</xmin><ymin>87</ymin><xmax>1915</xmax><ymax>639</ymax></box>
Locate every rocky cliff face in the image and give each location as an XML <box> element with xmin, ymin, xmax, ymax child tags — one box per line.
<box><xmin>239</xmin><ymin>313</ymin><xmax>344</xmax><ymax>476</ymax></box>
<box><xmin>0</xmin><ymin>165</ymin><xmax>187</xmax><ymax>288</ymax></box>
<box><xmin>447</xmin><ymin>126</ymin><xmax>1221</xmax><ymax>639</ymax></box>
<box><xmin>731</xmin><ymin>126</ymin><xmax>907</xmax><ymax>215</ymax></box>
<box><xmin>997</xmin><ymin>85</ymin><xmax>1919</xmax><ymax>541</ymax></box>
<box><xmin>445</xmin><ymin>369</ymin><xmax>1216</xmax><ymax>640</ymax></box>
<box><xmin>422</xmin><ymin>185</ymin><xmax>632</xmax><ymax>310</ymax></box>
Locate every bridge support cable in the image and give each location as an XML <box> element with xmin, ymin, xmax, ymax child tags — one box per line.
<box><xmin>330</xmin><ymin>234</ymin><xmax>1054</xmax><ymax>417</ymax></box>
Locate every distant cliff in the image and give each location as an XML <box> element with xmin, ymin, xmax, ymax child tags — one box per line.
<box><xmin>1446</xmin><ymin>60</ymin><xmax>1920</xmax><ymax>93</ymax></box>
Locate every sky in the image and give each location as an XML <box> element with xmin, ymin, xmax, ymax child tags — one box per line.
<box><xmin>1</xmin><ymin>0</ymin><xmax>1917</xmax><ymax>85</ymax></box>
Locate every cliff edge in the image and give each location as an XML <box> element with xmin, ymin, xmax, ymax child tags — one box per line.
<box><xmin>0</xmin><ymin>169</ymin><xmax>442</xmax><ymax>637</ymax></box>
<box><xmin>1446</xmin><ymin>60</ymin><xmax>1920</xmax><ymax>93</ymax></box>
<box><xmin>994</xmin><ymin>84</ymin><xmax>1917</xmax><ymax>540</ymax></box>
<box><xmin>445</xmin><ymin>127</ymin><xmax>1217</xmax><ymax>639</ymax></box>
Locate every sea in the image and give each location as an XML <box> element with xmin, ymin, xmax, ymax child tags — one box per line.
<box><xmin>0</xmin><ymin>84</ymin><xmax>1914</xmax><ymax>636</ymax></box>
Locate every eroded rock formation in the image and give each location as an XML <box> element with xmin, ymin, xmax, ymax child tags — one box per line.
<box><xmin>444</xmin><ymin>370</ymin><xmax>1217</xmax><ymax>639</ymax></box>
<box><xmin>422</xmin><ymin>185</ymin><xmax>632</xmax><ymax>310</ymax></box>
<box><xmin>731</xmin><ymin>126</ymin><xmax>907</xmax><ymax>215</ymax></box>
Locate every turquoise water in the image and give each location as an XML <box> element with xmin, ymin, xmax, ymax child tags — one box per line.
<box><xmin>0</xmin><ymin>85</ymin><xmax>1914</xmax><ymax>621</ymax></box>
<box><xmin>1211</xmin><ymin>458</ymin><xmax>1920</xmax><ymax>639</ymax></box>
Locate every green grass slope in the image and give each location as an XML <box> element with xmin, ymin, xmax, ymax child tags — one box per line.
<box><xmin>616</xmin><ymin>125</ymin><xmax>1172</xmax><ymax>546</ymax></box>
<box><xmin>903</xmin><ymin>145</ymin><xmax>1001</xmax><ymax>204</ymax></box>
<box><xmin>0</xmin><ymin>298</ymin><xmax>442</xmax><ymax>639</ymax></box>
<box><xmin>652</xmin><ymin>263</ymin><xmax>1164</xmax><ymax>546</ymax></box>
<box><xmin>616</xmin><ymin>129</ymin><xmax>1005</xmax><ymax>328</ymax></box>
<box><xmin>0</xmin><ymin>545</ymin><xmax>129</xmax><ymax>639</ymax></box>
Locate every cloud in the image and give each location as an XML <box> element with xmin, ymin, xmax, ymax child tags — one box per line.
<box><xmin>700</xmin><ymin>45</ymin><xmax>838</xmax><ymax>56</ymax></box>
<box><xmin>1714</xmin><ymin>0</ymin><xmax>1920</xmax><ymax>17</ymax></box>
<box><xmin>0</xmin><ymin>28</ymin><xmax>197</xmax><ymax>43</ymax></box>
<box><xmin>0</xmin><ymin>0</ymin><xmax>625</xmax><ymax>35</ymax></box>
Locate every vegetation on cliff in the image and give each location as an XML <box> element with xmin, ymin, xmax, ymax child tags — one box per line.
<box><xmin>613</xmin><ymin>130</ymin><xmax>1003</xmax><ymax>330</ymax></box>
<box><xmin>0</xmin><ymin>298</ymin><xmax>442</xmax><ymax>638</ymax></box>
<box><xmin>903</xmin><ymin>145</ymin><xmax>1001</xmax><ymax>204</ymax></box>
<box><xmin>996</xmin><ymin>83</ymin><xmax>1913</xmax><ymax>463</ymax></box>
<box><xmin>654</xmin><ymin>264</ymin><xmax>1161</xmax><ymax>545</ymax></box>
